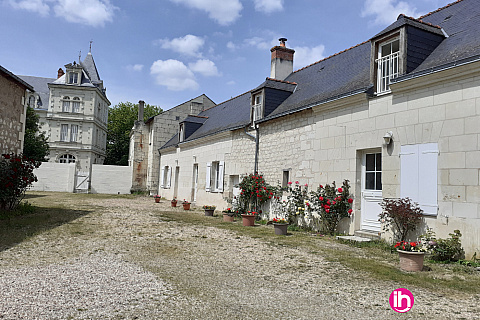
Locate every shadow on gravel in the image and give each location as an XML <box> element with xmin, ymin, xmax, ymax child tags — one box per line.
<box><xmin>0</xmin><ymin>206</ymin><xmax>91</xmax><ymax>252</ymax></box>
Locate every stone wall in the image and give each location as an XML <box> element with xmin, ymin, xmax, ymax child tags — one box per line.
<box><xmin>0</xmin><ymin>73</ymin><xmax>26</xmax><ymax>155</ymax></box>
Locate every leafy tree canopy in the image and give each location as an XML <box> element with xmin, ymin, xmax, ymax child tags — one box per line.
<box><xmin>105</xmin><ymin>101</ymin><xmax>162</xmax><ymax>166</ymax></box>
<box><xmin>23</xmin><ymin>106</ymin><xmax>49</xmax><ymax>162</ymax></box>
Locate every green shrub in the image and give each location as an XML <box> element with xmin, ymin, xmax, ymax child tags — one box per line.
<box><xmin>378</xmin><ymin>197</ymin><xmax>423</xmax><ymax>242</ymax></box>
<box><xmin>426</xmin><ymin>229</ymin><xmax>465</xmax><ymax>262</ymax></box>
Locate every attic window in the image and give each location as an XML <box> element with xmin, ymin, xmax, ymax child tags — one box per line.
<box><xmin>179</xmin><ymin>124</ymin><xmax>184</xmax><ymax>142</ymax></box>
<box><xmin>68</xmin><ymin>72</ymin><xmax>78</xmax><ymax>84</ymax></box>
<box><xmin>252</xmin><ymin>93</ymin><xmax>263</xmax><ymax>124</ymax></box>
<box><xmin>376</xmin><ymin>39</ymin><xmax>399</xmax><ymax>93</ymax></box>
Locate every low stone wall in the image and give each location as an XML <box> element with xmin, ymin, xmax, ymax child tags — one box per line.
<box><xmin>31</xmin><ymin>162</ymin><xmax>75</xmax><ymax>192</ymax></box>
<box><xmin>90</xmin><ymin>164</ymin><xmax>132</xmax><ymax>194</ymax></box>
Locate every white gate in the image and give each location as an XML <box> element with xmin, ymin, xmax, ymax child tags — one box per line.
<box><xmin>75</xmin><ymin>171</ymin><xmax>90</xmax><ymax>193</ymax></box>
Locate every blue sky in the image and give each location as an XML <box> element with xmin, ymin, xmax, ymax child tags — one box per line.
<box><xmin>1</xmin><ymin>0</ymin><xmax>453</xmax><ymax>110</ymax></box>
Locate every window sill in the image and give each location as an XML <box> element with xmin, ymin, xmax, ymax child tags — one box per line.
<box><xmin>374</xmin><ymin>90</ymin><xmax>392</xmax><ymax>97</ymax></box>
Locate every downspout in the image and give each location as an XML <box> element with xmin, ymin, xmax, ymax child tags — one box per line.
<box><xmin>243</xmin><ymin>125</ymin><xmax>259</xmax><ymax>173</ymax></box>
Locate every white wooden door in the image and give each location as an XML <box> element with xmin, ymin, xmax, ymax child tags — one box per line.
<box><xmin>361</xmin><ymin>152</ymin><xmax>382</xmax><ymax>232</ymax></box>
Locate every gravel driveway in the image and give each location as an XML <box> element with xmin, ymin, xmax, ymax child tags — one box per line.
<box><xmin>0</xmin><ymin>193</ymin><xmax>479</xmax><ymax>319</ymax></box>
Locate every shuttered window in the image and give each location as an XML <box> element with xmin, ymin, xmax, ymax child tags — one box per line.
<box><xmin>400</xmin><ymin>143</ymin><xmax>438</xmax><ymax>215</ymax></box>
<box><xmin>206</xmin><ymin>161</ymin><xmax>224</xmax><ymax>192</ymax></box>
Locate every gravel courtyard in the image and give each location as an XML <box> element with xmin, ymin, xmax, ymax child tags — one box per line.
<box><xmin>0</xmin><ymin>193</ymin><xmax>479</xmax><ymax>320</ymax></box>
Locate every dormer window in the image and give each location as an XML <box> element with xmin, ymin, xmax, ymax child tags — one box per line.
<box><xmin>68</xmin><ymin>72</ymin><xmax>79</xmax><ymax>84</ymax></box>
<box><xmin>376</xmin><ymin>39</ymin><xmax>399</xmax><ymax>94</ymax></box>
<box><xmin>179</xmin><ymin>123</ymin><xmax>184</xmax><ymax>142</ymax></box>
<box><xmin>252</xmin><ymin>93</ymin><xmax>263</xmax><ymax>124</ymax></box>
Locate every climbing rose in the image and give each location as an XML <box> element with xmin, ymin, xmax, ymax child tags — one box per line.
<box><xmin>348</xmin><ymin>198</ymin><xmax>353</xmax><ymax>203</ymax></box>
<box><xmin>338</xmin><ymin>188</ymin><xmax>343</xmax><ymax>193</ymax></box>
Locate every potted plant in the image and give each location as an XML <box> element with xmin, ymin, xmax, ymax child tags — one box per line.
<box><xmin>394</xmin><ymin>241</ymin><xmax>426</xmax><ymax>272</ymax></box>
<box><xmin>182</xmin><ymin>199</ymin><xmax>191</xmax><ymax>210</ymax></box>
<box><xmin>272</xmin><ymin>217</ymin><xmax>288</xmax><ymax>235</ymax></box>
<box><xmin>171</xmin><ymin>197</ymin><xmax>177</xmax><ymax>207</ymax></box>
<box><xmin>241</xmin><ymin>211</ymin><xmax>258</xmax><ymax>227</ymax></box>
<box><xmin>222</xmin><ymin>207</ymin><xmax>236</xmax><ymax>222</ymax></box>
<box><xmin>203</xmin><ymin>205</ymin><xmax>216</xmax><ymax>216</ymax></box>
<box><xmin>153</xmin><ymin>195</ymin><xmax>161</xmax><ymax>203</ymax></box>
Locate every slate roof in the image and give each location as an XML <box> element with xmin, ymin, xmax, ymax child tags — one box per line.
<box><xmin>182</xmin><ymin>115</ymin><xmax>209</xmax><ymax>124</ymax></box>
<box><xmin>160</xmin><ymin>0</ymin><xmax>480</xmax><ymax>147</ymax></box>
<box><xmin>0</xmin><ymin>65</ymin><xmax>34</xmax><ymax>91</ymax></box>
<box><xmin>17</xmin><ymin>75</ymin><xmax>55</xmax><ymax>109</ymax></box>
<box><xmin>81</xmin><ymin>52</ymin><xmax>102</xmax><ymax>83</ymax></box>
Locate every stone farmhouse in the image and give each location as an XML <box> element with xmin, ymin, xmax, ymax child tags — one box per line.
<box><xmin>0</xmin><ymin>65</ymin><xmax>34</xmax><ymax>155</ymax></box>
<box><xmin>135</xmin><ymin>0</ymin><xmax>480</xmax><ymax>256</ymax></box>
<box><xmin>19</xmin><ymin>49</ymin><xmax>110</xmax><ymax>190</ymax></box>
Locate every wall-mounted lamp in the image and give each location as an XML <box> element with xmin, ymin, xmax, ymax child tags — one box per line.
<box><xmin>383</xmin><ymin>131</ymin><xmax>393</xmax><ymax>145</ymax></box>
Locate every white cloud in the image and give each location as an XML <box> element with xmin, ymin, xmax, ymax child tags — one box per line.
<box><xmin>170</xmin><ymin>0</ymin><xmax>242</xmax><ymax>25</ymax></box>
<box><xmin>157</xmin><ymin>34</ymin><xmax>205</xmax><ymax>57</ymax></box>
<box><xmin>361</xmin><ymin>0</ymin><xmax>419</xmax><ymax>26</ymax></box>
<box><xmin>7</xmin><ymin>0</ymin><xmax>117</xmax><ymax>26</ymax></box>
<box><xmin>189</xmin><ymin>59</ymin><xmax>221</xmax><ymax>77</ymax></box>
<box><xmin>54</xmin><ymin>0</ymin><xmax>117</xmax><ymax>27</ymax></box>
<box><xmin>150</xmin><ymin>59</ymin><xmax>199</xmax><ymax>91</ymax></box>
<box><xmin>226</xmin><ymin>41</ymin><xmax>236</xmax><ymax>50</ymax></box>
<box><xmin>293</xmin><ymin>45</ymin><xmax>326</xmax><ymax>69</ymax></box>
<box><xmin>227</xmin><ymin>80</ymin><xmax>236</xmax><ymax>85</ymax></box>
<box><xmin>7</xmin><ymin>0</ymin><xmax>50</xmax><ymax>16</ymax></box>
<box><xmin>253</xmin><ymin>0</ymin><xmax>283</xmax><ymax>14</ymax></box>
<box><xmin>126</xmin><ymin>64</ymin><xmax>144</xmax><ymax>72</ymax></box>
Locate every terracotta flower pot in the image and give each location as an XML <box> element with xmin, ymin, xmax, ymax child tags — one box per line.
<box><xmin>397</xmin><ymin>250</ymin><xmax>425</xmax><ymax>272</ymax></box>
<box><xmin>183</xmin><ymin>203</ymin><xmax>191</xmax><ymax>210</ymax></box>
<box><xmin>204</xmin><ymin>209</ymin><xmax>214</xmax><ymax>216</ymax></box>
<box><xmin>171</xmin><ymin>201</ymin><xmax>177</xmax><ymax>207</ymax></box>
<box><xmin>273</xmin><ymin>223</ymin><xmax>288</xmax><ymax>235</ymax></box>
<box><xmin>241</xmin><ymin>214</ymin><xmax>255</xmax><ymax>226</ymax></box>
<box><xmin>154</xmin><ymin>197</ymin><xmax>160</xmax><ymax>203</ymax></box>
<box><xmin>223</xmin><ymin>213</ymin><xmax>235</xmax><ymax>222</ymax></box>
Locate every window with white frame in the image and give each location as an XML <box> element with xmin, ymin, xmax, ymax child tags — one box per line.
<box><xmin>68</xmin><ymin>72</ymin><xmax>78</xmax><ymax>84</ymax></box>
<box><xmin>160</xmin><ymin>166</ymin><xmax>172</xmax><ymax>189</ymax></box>
<box><xmin>376</xmin><ymin>39</ymin><xmax>399</xmax><ymax>94</ymax></box>
<box><xmin>59</xmin><ymin>154</ymin><xmax>76</xmax><ymax>163</ymax></box>
<box><xmin>252</xmin><ymin>94</ymin><xmax>263</xmax><ymax>124</ymax></box>
<box><xmin>400</xmin><ymin>143</ymin><xmax>438</xmax><ymax>215</ymax></box>
<box><xmin>72</xmin><ymin>97</ymin><xmax>80</xmax><ymax>113</ymax></box>
<box><xmin>179</xmin><ymin>124</ymin><xmax>184</xmax><ymax>142</ymax></box>
<box><xmin>70</xmin><ymin>125</ymin><xmax>78</xmax><ymax>142</ymax></box>
<box><xmin>365</xmin><ymin>153</ymin><xmax>382</xmax><ymax>191</ymax></box>
<box><xmin>206</xmin><ymin>161</ymin><xmax>224</xmax><ymax>192</ymax></box>
<box><xmin>62</xmin><ymin>96</ymin><xmax>70</xmax><ymax>112</ymax></box>
<box><xmin>28</xmin><ymin>96</ymin><xmax>35</xmax><ymax>108</ymax></box>
<box><xmin>60</xmin><ymin>124</ymin><xmax>69</xmax><ymax>141</ymax></box>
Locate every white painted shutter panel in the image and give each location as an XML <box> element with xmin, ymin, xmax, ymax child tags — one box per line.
<box><xmin>206</xmin><ymin>162</ymin><xmax>211</xmax><ymax>192</ymax></box>
<box><xmin>160</xmin><ymin>167</ymin><xmax>165</xmax><ymax>188</ymax></box>
<box><xmin>166</xmin><ymin>166</ymin><xmax>172</xmax><ymax>189</ymax></box>
<box><xmin>217</xmin><ymin>161</ymin><xmax>225</xmax><ymax>192</ymax></box>
<box><xmin>400</xmin><ymin>144</ymin><xmax>419</xmax><ymax>203</ymax></box>
<box><xmin>418</xmin><ymin>143</ymin><xmax>438</xmax><ymax>215</ymax></box>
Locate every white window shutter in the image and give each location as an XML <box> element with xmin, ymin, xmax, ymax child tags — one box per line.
<box><xmin>166</xmin><ymin>166</ymin><xmax>172</xmax><ymax>189</ymax></box>
<box><xmin>160</xmin><ymin>167</ymin><xmax>165</xmax><ymax>188</ymax></box>
<box><xmin>418</xmin><ymin>143</ymin><xmax>438</xmax><ymax>215</ymax></box>
<box><xmin>206</xmin><ymin>162</ymin><xmax>211</xmax><ymax>192</ymax></box>
<box><xmin>217</xmin><ymin>161</ymin><xmax>225</xmax><ymax>192</ymax></box>
<box><xmin>400</xmin><ymin>144</ymin><xmax>419</xmax><ymax>203</ymax></box>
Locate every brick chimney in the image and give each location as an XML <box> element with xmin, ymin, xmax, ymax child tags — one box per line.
<box><xmin>57</xmin><ymin>68</ymin><xmax>65</xmax><ymax>79</ymax></box>
<box><xmin>138</xmin><ymin>100</ymin><xmax>145</xmax><ymax>122</ymax></box>
<box><xmin>270</xmin><ymin>38</ymin><xmax>295</xmax><ymax>81</ymax></box>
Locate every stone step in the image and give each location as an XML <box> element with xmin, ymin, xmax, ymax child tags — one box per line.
<box><xmin>336</xmin><ymin>235</ymin><xmax>372</xmax><ymax>242</ymax></box>
<box><xmin>354</xmin><ymin>229</ymin><xmax>381</xmax><ymax>240</ymax></box>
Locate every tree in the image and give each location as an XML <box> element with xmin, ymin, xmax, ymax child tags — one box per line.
<box><xmin>23</xmin><ymin>106</ymin><xmax>49</xmax><ymax>162</ymax></box>
<box><xmin>105</xmin><ymin>101</ymin><xmax>162</xmax><ymax>166</ymax></box>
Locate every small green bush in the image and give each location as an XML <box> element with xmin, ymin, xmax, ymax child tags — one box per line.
<box><xmin>422</xmin><ymin>229</ymin><xmax>465</xmax><ymax>262</ymax></box>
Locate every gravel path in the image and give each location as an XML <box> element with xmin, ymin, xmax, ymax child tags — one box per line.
<box><xmin>0</xmin><ymin>194</ymin><xmax>479</xmax><ymax>319</ymax></box>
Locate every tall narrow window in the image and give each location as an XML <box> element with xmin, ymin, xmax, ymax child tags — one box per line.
<box><xmin>62</xmin><ymin>97</ymin><xmax>70</xmax><ymax>112</ymax></box>
<box><xmin>206</xmin><ymin>161</ymin><xmax>224</xmax><ymax>192</ymax></box>
<box><xmin>376</xmin><ymin>39</ymin><xmax>399</xmax><ymax>93</ymax></box>
<box><xmin>72</xmin><ymin>97</ymin><xmax>80</xmax><ymax>113</ymax></box>
<box><xmin>70</xmin><ymin>125</ymin><xmax>78</xmax><ymax>142</ymax></box>
<box><xmin>252</xmin><ymin>94</ymin><xmax>263</xmax><ymax>124</ymax></box>
<box><xmin>68</xmin><ymin>72</ymin><xmax>78</xmax><ymax>84</ymax></box>
<box><xmin>60</xmin><ymin>124</ymin><xmax>69</xmax><ymax>141</ymax></box>
<box><xmin>179</xmin><ymin>124</ymin><xmax>184</xmax><ymax>142</ymax></box>
<box><xmin>28</xmin><ymin>96</ymin><xmax>35</xmax><ymax>108</ymax></box>
<box><xmin>365</xmin><ymin>153</ymin><xmax>382</xmax><ymax>191</ymax></box>
<box><xmin>282</xmin><ymin>170</ymin><xmax>290</xmax><ymax>188</ymax></box>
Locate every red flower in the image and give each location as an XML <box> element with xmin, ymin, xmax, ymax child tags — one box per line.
<box><xmin>325</xmin><ymin>209</ymin><xmax>330</xmax><ymax>213</ymax></box>
<box><xmin>410</xmin><ymin>242</ymin><xmax>417</xmax><ymax>247</ymax></box>
<box><xmin>320</xmin><ymin>185</ymin><xmax>323</xmax><ymax>188</ymax></box>
<box><xmin>295</xmin><ymin>181</ymin><xmax>299</xmax><ymax>184</ymax></box>
<box><xmin>348</xmin><ymin>198</ymin><xmax>353</xmax><ymax>203</ymax></box>
<box><xmin>288</xmin><ymin>182</ymin><xmax>292</xmax><ymax>185</ymax></box>
<box><xmin>319</xmin><ymin>196</ymin><xmax>324</xmax><ymax>201</ymax></box>
<box><xmin>348</xmin><ymin>209</ymin><xmax>353</xmax><ymax>214</ymax></box>
<box><xmin>304</xmin><ymin>183</ymin><xmax>308</xmax><ymax>187</ymax></box>
<box><xmin>338</xmin><ymin>188</ymin><xmax>343</xmax><ymax>193</ymax></box>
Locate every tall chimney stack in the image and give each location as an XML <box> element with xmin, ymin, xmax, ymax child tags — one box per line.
<box><xmin>57</xmin><ymin>68</ymin><xmax>65</xmax><ymax>79</ymax></box>
<box><xmin>138</xmin><ymin>100</ymin><xmax>145</xmax><ymax>122</ymax></box>
<box><xmin>270</xmin><ymin>38</ymin><xmax>295</xmax><ymax>81</ymax></box>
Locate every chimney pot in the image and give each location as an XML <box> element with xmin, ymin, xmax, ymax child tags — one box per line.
<box><xmin>57</xmin><ymin>68</ymin><xmax>65</xmax><ymax>79</ymax></box>
<box><xmin>279</xmin><ymin>38</ymin><xmax>287</xmax><ymax>47</ymax></box>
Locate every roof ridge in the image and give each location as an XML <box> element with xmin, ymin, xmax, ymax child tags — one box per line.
<box><xmin>418</xmin><ymin>0</ymin><xmax>464</xmax><ymax>19</ymax></box>
<box><xmin>265</xmin><ymin>77</ymin><xmax>297</xmax><ymax>85</ymax></box>
<box><xmin>293</xmin><ymin>40</ymin><xmax>370</xmax><ymax>73</ymax></box>
<box><xmin>202</xmin><ymin>90</ymin><xmax>252</xmax><ymax>112</ymax></box>
<box><xmin>399</xmin><ymin>14</ymin><xmax>442</xmax><ymax>29</ymax></box>
<box><xmin>187</xmin><ymin>114</ymin><xmax>209</xmax><ymax>119</ymax></box>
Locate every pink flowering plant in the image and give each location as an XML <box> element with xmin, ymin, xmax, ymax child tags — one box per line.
<box><xmin>309</xmin><ymin>180</ymin><xmax>354</xmax><ymax>235</ymax></box>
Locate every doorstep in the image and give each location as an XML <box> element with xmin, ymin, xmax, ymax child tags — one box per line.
<box><xmin>336</xmin><ymin>235</ymin><xmax>372</xmax><ymax>242</ymax></box>
<box><xmin>354</xmin><ymin>229</ymin><xmax>381</xmax><ymax>240</ymax></box>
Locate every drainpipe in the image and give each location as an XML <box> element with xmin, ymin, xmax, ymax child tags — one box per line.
<box><xmin>243</xmin><ymin>125</ymin><xmax>259</xmax><ymax>174</ymax></box>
